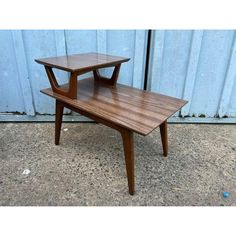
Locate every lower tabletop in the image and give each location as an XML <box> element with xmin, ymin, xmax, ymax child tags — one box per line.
<box><xmin>41</xmin><ymin>77</ymin><xmax>187</xmax><ymax>136</ymax></box>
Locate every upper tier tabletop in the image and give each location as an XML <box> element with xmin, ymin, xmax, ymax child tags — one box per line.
<box><xmin>41</xmin><ymin>77</ymin><xmax>187</xmax><ymax>136</ymax></box>
<box><xmin>35</xmin><ymin>52</ymin><xmax>130</xmax><ymax>73</ymax></box>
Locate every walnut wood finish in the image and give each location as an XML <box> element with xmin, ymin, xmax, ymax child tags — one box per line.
<box><xmin>93</xmin><ymin>63</ymin><xmax>121</xmax><ymax>86</ymax></box>
<box><xmin>54</xmin><ymin>99</ymin><xmax>135</xmax><ymax>195</ymax></box>
<box><xmin>42</xmin><ymin>77</ymin><xmax>187</xmax><ymax>136</ymax></box>
<box><xmin>35</xmin><ymin>52</ymin><xmax>129</xmax><ymax>73</ymax></box>
<box><xmin>160</xmin><ymin>120</ymin><xmax>168</xmax><ymax>157</ymax></box>
<box><xmin>42</xmin><ymin>77</ymin><xmax>187</xmax><ymax>195</ymax></box>
<box><xmin>36</xmin><ymin>53</ymin><xmax>187</xmax><ymax>195</ymax></box>
<box><xmin>121</xmin><ymin>129</ymin><xmax>134</xmax><ymax>195</ymax></box>
<box><xmin>55</xmin><ymin>100</ymin><xmax>64</xmax><ymax>145</ymax></box>
<box><xmin>45</xmin><ymin>66</ymin><xmax>78</xmax><ymax>99</ymax></box>
<box><xmin>36</xmin><ymin>53</ymin><xmax>129</xmax><ymax>99</ymax></box>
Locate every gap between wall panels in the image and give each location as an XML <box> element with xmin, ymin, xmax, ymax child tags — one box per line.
<box><xmin>143</xmin><ymin>30</ymin><xmax>152</xmax><ymax>91</ymax></box>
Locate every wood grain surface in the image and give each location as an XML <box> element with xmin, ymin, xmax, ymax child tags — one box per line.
<box><xmin>35</xmin><ymin>52</ymin><xmax>130</xmax><ymax>73</ymax></box>
<box><xmin>41</xmin><ymin>77</ymin><xmax>187</xmax><ymax>136</ymax></box>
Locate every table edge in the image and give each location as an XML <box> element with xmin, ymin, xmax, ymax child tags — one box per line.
<box><xmin>35</xmin><ymin>54</ymin><xmax>130</xmax><ymax>73</ymax></box>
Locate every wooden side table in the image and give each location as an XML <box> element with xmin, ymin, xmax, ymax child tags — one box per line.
<box><xmin>35</xmin><ymin>52</ymin><xmax>187</xmax><ymax>195</ymax></box>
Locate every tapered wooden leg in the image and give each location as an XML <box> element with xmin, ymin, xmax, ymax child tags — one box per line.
<box><xmin>160</xmin><ymin>120</ymin><xmax>168</xmax><ymax>157</ymax></box>
<box><xmin>120</xmin><ymin>129</ymin><xmax>135</xmax><ymax>195</ymax></box>
<box><xmin>55</xmin><ymin>100</ymin><xmax>64</xmax><ymax>145</ymax></box>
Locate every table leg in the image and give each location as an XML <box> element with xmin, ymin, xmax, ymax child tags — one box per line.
<box><xmin>55</xmin><ymin>100</ymin><xmax>64</xmax><ymax>145</ymax></box>
<box><xmin>160</xmin><ymin>120</ymin><xmax>168</xmax><ymax>157</ymax></box>
<box><xmin>120</xmin><ymin>129</ymin><xmax>135</xmax><ymax>195</ymax></box>
<box><xmin>56</xmin><ymin>101</ymin><xmax>135</xmax><ymax>195</ymax></box>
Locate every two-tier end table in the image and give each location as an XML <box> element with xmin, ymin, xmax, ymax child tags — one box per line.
<box><xmin>35</xmin><ymin>52</ymin><xmax>187</xmax><ymax>195</ymax></box>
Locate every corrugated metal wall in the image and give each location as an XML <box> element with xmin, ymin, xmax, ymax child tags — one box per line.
<box><xmin>0</xmin><ymin>30</ymin><xmax>235</xmax><ymax>120</ymax></box>
<box><xmin>148</xmin><ymin>30</ymin><xmax>236</xmax><ymax>118</ymax></box>
<box><xmin>0</xmin><ymin>30</ymin><xmax>147</xmax><ymax>115</ymax></box>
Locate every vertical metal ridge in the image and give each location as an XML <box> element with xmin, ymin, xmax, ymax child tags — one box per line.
<box><xmin>11</xmin><ymin>30</ymin><xmax>35</xmax><ymax>116</ymax></box>
<box><xmin>64</xmin><ymin>30</ymin><xmax>68</xmax><ymax>56</ymax></box>
<box><xmin>218</xmin><ymin>30</ymin><xmax>236</xmax><ymax>117</ymax></box>
<box><xmin>54</xmin><ymin>30</ymin><xmax>66</xmax><ymax>56</ymax></box>
<box><xmin>181</xmin><ymin>30</ymin><xmax>204</xmax><ymax>117</ymax></box>
<box><xmin>96</xmin><ymin>30</ymin><xmax>107</xmax><ymax>54</ymax></box>
<box><xmin>149</xmin><ymin>30</ymin><xmax>165</xmax><ymax>92</ymax></box>
<box><xmin>132</xmin><ymin>30</ymin><xmax>148</xmax><ymax>89</ymax></box>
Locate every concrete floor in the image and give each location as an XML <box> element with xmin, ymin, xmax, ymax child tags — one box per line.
<box><xmin>0</xmin><ymin>122</ymin><xmax>235</xmax><ymax>206</ymax></box>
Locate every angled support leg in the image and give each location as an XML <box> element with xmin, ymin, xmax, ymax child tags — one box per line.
<box><xmin>160</xmin><ymin>120</ymin><xmax>168</xmax><ymax>157</ymax></box>
<box><xmin>45</xmin><ymin>66</ymin><xmax>78</xmax><ymax>99</ymax></box>
<box><xmin>55</xmin><ymin>100</ymin><xmax>64</xmax><ymax>145</ymax></box>
<box><xmin>120</xmin><ymin>129</ymin><xmax>135</xmax><ymax>195</ymax></box>
<box><xmin>93</xmin><ymin>64</ymin><xmax>121</xmax><ymax>86</ymax></box>
<box><xmin>57</xmin><ymin>101</ymin><xmax>135</xmax><ymax>195</ymax></box>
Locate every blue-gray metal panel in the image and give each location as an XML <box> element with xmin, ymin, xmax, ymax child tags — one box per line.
<box><xmin>1</xmin><ymin>30</ymin><xmax>235</xmax><ymax>120</ymax></box>
<box><xmin>22</xmin><ymin>30</ymin><xmax>69</xmax><ymax>114</ymax></box>
<box><xmin>0</xmin><ymin>30</ymin><xmax>25</xmax><ymax>113</ymax></box>
<box><xmin>190</xmin><ymin>30</ymin><xmax>235</xmax><ymax>117</ymax></box>
<box><xmin>228</xmin><ymin>78</ymin><xmax>236</xmax><ymax>116</ymax></box>
<box><xmin>106</xmin><ymin>30</ymin><xmax>147</xmax><ymax>88</ymax></box>
<box><xmin>181</xmin><ymin>30</ymin><xmax>203</xmax><ymax>116</ymax></box>
<box><xmin>218</xmin><ymin>33</ymin><xmax>236</xmax><ymax>117</ymax></box>
<box><xmin>148</xmin><ymin>30</ymin><xmax>236</xmax><ymax>118</ymax></box>
<box><xmin>148</xmin><ymin>30</ymin><xmax>192</xmax><ymax>116</ymax></box>
<box><xmin>149</xmin><ymin>30</ymin><xmax>192</xmax><ymax>98</ymax></box>
<box><xmin>12</xmin><ymin>30</ymin><xmax>35</xmax><ymax>115</ymax></box>
<box><xmin>65</xmin><ymin>30</ymin><xmax>147</xmax><ymax>88</ymax></box>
